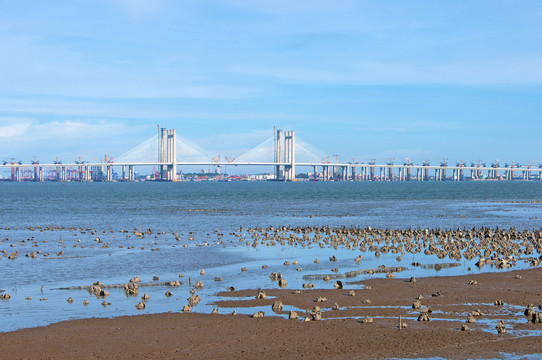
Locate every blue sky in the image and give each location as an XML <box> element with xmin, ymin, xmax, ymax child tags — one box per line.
<box><xmin>1</xmin><ymin>0</ymin><xmax>542</xmax><ymax>169</ymax></box>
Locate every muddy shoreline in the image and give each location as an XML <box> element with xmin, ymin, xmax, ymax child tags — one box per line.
<box><xmin>2</xmin><ymin>268</ymin><xmax>542</xmax><ymax>359</ymax></box>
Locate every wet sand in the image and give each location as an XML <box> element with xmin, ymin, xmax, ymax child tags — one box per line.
<box><xmin>2</xmin><ymin>268</ymin><xmax>542</xmax><ymax>359</ymax></box>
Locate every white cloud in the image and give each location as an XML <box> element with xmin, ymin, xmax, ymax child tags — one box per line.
<box><xmin>0</xmin><ymin>97</ymin><xmax>283</xmax><ymax>121</ymax></box>
<box><xmin>0</xmin><ymin>117</ymin><xmax>156</xmax><ymax>163</ymax></box>
<box><xmin>29</xmin><ymin>120</ymin><xmax>136</xmax><ymax>139</ymax></box>
<box><xmin>232</xmin><ymin>55</ymin><xmax>542</xmax><ymax>85</ymax></box>
<box><xmin>0</xmin><ymin>117</ymin><xmax>145</xmax><ymax>146</ymax></box>
<box><xmin>0</xmin><ymin>118</ymin><xmax>32</xmax><ymax>137</ymax></box>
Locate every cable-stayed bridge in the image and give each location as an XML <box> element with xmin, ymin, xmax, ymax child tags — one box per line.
<box><xmin>2</xmin><ymin>127</ymin><xmax>542</xmax><ymax>182</ymax></box>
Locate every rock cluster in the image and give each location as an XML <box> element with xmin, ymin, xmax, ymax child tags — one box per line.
<box><xmin>272</xmin><ymin>300</ymin><xmax>283</xmax><ymax>312</ymax></box>
<box><xmin>256</xmin><ymin>289</ymin><xmax>267</xmax><ymax>299</ymax></box>
<box><xmin>310</xmin><ymin>306</ymin><xmax>322</xmax><ymax>321</ymax></box>
<box><xmin>496</xmin><ymin>320</ymin><xmax>506</xmax><ymax>334</ymax></box>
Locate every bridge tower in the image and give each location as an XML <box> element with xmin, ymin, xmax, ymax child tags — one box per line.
<box><xmin>159</xmin><ymin>128</ymin><xmax>177</xmax><ymax>181</ymax></box>
<box><xmin>274</xmin><ymin>129</ymin><xmax>295</xmax><ymax>181</ymax></box>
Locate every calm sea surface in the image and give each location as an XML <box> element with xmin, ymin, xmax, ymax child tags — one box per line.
<box><xmin>1</xmin><ymin>181</ymin><xmax>542</xmax><ymax>332</ymax></box>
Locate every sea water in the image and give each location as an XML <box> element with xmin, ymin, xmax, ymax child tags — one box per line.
<box><xmin>1</xmin><ymin>181</ymin><xmax>542</xmax><ymax>332</ymax></box>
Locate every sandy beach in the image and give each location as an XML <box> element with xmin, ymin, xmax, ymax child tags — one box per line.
<box><xmin>2</xmin><ymin>268</ymin><xmax>542</xmax><ymax>359</ymax></box>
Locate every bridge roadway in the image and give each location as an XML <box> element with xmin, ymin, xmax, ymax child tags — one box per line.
<box><xmin>1</xmin><ymin>161</ymin><xmax>541</xmax><ymax>182</ymax></box>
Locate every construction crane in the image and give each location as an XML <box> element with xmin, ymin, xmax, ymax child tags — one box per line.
<box><xmin>491</xmin><ymin>160</ymin><xmax>500</xmax><ymax>178</ymax></box>
<box><xmin>386</xmin><ymin>158</ymin><xmax>394</xmax><ymax>181</ymax></box>
<box><xmin>225</xmin><ymin>156</ymin><xmax>236</xmax><ymax>163</ymax></box>
<box><xmin>505</xmin><ymin>161</ymin><xmax>517</xmax><ymax>180</ymax></box>
<box><xmin>212</xmin><ymin>155</ymin><xmax>222</xmax><ymax>167</ymax></box>
<box><xmin>349</xmin><ymin>157</ymin><xmax>358</xmax><ymax>180</ymax></box>
<box><xmin>321</xmin><ymin>156</ymin><xmax>330</xmax><ymax>164</ymax></box>
<box><xmin>332</xmin><ymin>154</ymin><xmax>342</xmax><ymax>177</ymax></box>
<box><xmin>474</xmin><ymin>160</ymin><xmax>485</xmax><ymax>179</ymax></box>
<box><xmin>422</xmin><ymin>160</ymin><xmax>430</xmax><ymax>181</ymax></box>
<box><xmin>402</xmin><ymin>158</ymin><xmax>412</xmax><ymax>181</ymax></box>
<box><xmin>440</xmin><ymin>158</ymin><xmax>448</xmax><ymax>180</ymax></box>
<box><xmin>368</xmin><ymin>159</ymin><xmax>376</xmax><ymax>181</ymax></box>
<box><xmin>31</xmin><ymin>156</ymin><xmax>39</xmax><ymax>181</ymax></box>
<box><xmin>73</xmin><ymin>156</ymin><xmax>86</xmax><ymax>181</ymax></box>
<box><xmin>54</xmin><ymin>157</ymin><xmax>62</xmax><ymax>181</ymax></box>
<box><xmin>74</xmin><ymin>156</ymin><xmax>86</xmax><ymax>165</ymax></box>
<box><xmin>456</xmin><ymin>159</ymin><xmax>466</xmax><ymax>181</ymax></box>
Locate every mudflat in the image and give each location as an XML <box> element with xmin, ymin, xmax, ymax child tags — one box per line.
<box><xmin>2</xmin><ymin>268</ymin><xmax>542</xmax><ymax>359</ymax></box>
